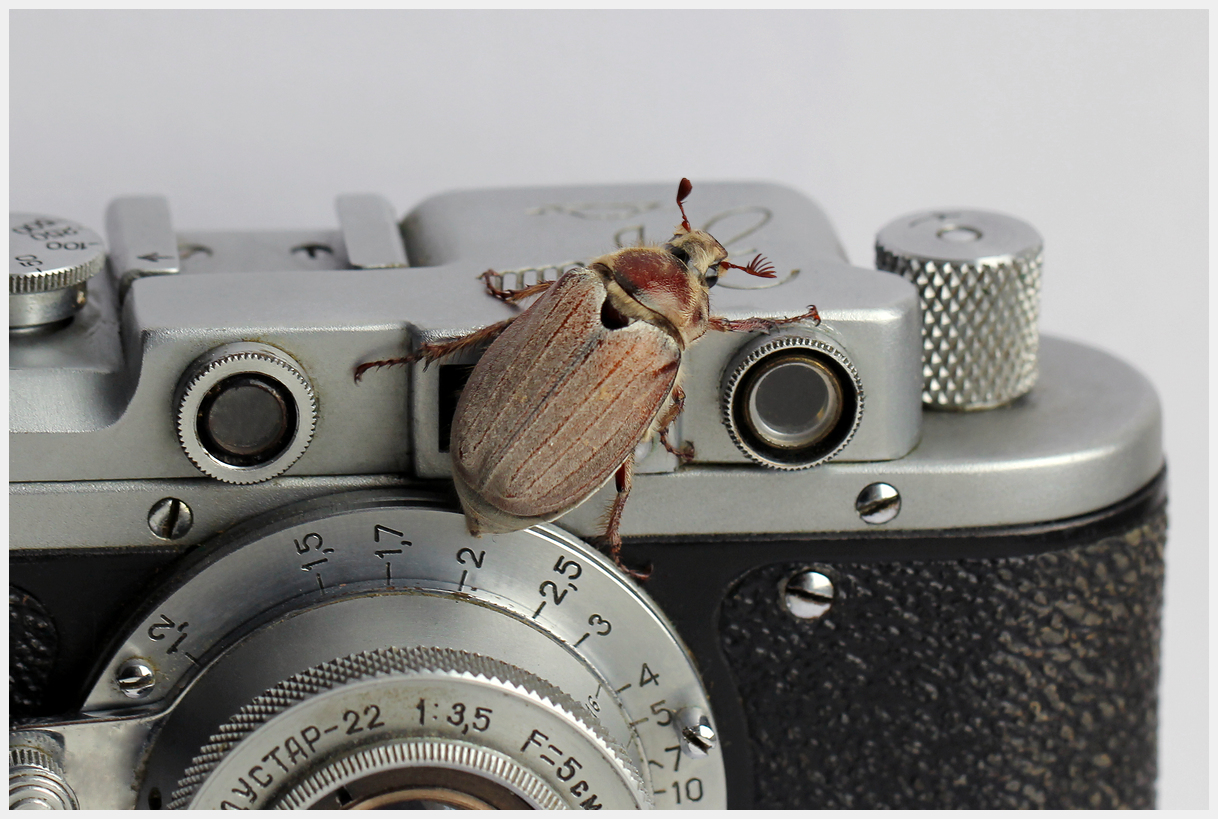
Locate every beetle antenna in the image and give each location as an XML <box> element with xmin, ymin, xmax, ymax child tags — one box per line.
<box><xmin>722</xmin><ymin>254</ymin><xmax>777</xmax><ymax>279</ymax></box>
<box><xmin>676</xmin><ymin>177</ymin><xmax>693</xmax><ymax>231</ymax></box>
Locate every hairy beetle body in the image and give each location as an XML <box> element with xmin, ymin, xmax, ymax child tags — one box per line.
<box><xmin>355</xmin><ymin>179</ymin><xmax>820</xmax><ymax>577</ymax></box>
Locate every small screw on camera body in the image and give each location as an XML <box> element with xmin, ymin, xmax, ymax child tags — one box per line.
<box><xmin>116</xmin><ymin>659</ymin><xmax>156</xmax><ymax>699</ymax></box>
<box><xmin>856</xmin><ymin>482</ymin><xmax>901</xmax><ymax>524</ymax></box>
<box><xmin>782</xmin><ymin>570</ymin><xmax>836</xmax><ymax>620</ymax></box>
<box><xmin>674</xmin><ymin>707</ymin><xmax>717</xmax><ymax>758</ymax></box>
<box><xmin>147</xmin><ymin>497</ymin><xmax>193</xmax><ymax>540</ymax></box>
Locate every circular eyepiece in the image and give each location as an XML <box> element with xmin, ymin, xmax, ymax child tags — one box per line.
<box><xmin>723</xmin><ymin>336</ymin><xmax>862</xmax><ymax>469</ymax></box>
<box><xmin>176</xmin><ymin>343</ymin><xmax>316</xmax><ymax>483</ymax></box>
<box><xmin>197</xmin><ymin>374</ymin><xmax>297</xmax><ymax>466</ymax></box>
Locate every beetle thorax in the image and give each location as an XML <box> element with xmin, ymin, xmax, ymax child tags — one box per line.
<box><xmin>594</xmin><ymin>237</ymin><xmax>716</xmax><ymax>350</ymax></box>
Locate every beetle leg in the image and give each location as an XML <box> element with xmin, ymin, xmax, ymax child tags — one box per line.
<box><xmin>481</xmin><ymin>269</ymin><xmax>557</xmax><ymax>305</ymax></box>
<box><xmin>708</xmin><ymin>304</ymin><xmax>821</xmax><ymax>333</ymax></box>
<box><xmin>354</xmin><ymin>317</ymin><xmax>517</xmax><ymax>383</ymax></box>
<box><xmin>655</xmin><ymin>385</ymin><xmax>695</xmax><ymax>463</ymax></box>
<box><xmin>599</xmin><ymin>455</ymin><xmax>651</xmax><ymax>581</ymax></box>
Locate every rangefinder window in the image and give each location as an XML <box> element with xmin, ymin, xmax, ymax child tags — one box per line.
<box><xmin>732</xmin><ymin>349</ymin><xmax>857</xmax><ymax>467</ymax></box>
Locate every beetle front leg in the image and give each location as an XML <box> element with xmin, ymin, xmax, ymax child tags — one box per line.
<box><xmin>354</xmin><ymin>317</ymin><xmax>517</xmax><ymax>383</ymax></box>
<box><xmin>480</xmin><ymin>269</ymin><xmax>557</xmax><ymax>305</ymax></box>
<box><xmin>708</xmin><ymin>304</ymin><xmax>821</xmax><ymax>333</ymax></box>
<box><xmin>655</xmin><ymin>385</ymin><xmax>694</xmax><ymax>463</ymax></box>
<box><xmin>598</xmin><ymin>454</ymin><xmax>651</xmax><ymax>581</ymax></box>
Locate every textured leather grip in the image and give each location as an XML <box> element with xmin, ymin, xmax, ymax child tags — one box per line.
<box><xmin>719</xmin><ymin>510</ymin><xmax>1165</xmax><ymax>809</ymax></box>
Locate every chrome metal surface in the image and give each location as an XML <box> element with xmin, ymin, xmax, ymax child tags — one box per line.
<box><xmin>782</xmin><ymin>570</ymin><xmax>835</xmax><ymax>620</ymax></box>
<box><xmin>9</xmin><ymin>285</ymin><xmax>86</xmax><ymax>330</ymax></box>
<box><xmin>174</xmin><ymin>342</ymin><xmax>317</xmax><ymax>484</ymax></box>
<box><xmin>721</xmin><ymin>333</ymin><xmax>864</xmax><ymax>470</ymax></box>
<box><xmin>336</xmin><ymin>193</ymin><xmax>409</xmax><ymax>269</ymax></box>
<box><xmin>9</xmin><ymin>213</ymin><xmax>105</xmax><ymax>329</ymax></box>
<box><xmin>174</xmin><ymin>648</ymin><xmax>645</xmax><ymax>809</ymax></box>
<box><xmin>105</xmin><ymin>196</ymin><xmax>181</xmax><ymax>297</ymax></box>
<box><xmin>675</xmin><ymin>708</ymin><xmax>717</xmax><ymax>758</ymax></box>
<box><xmin>115</xmin><ymin>658</ymin><xmax>156</xmax><ymax>699</ymax></box>
<box><xmin>856</xmin><ymin>482</ymin><xmax>901</xmax><ymax>524</ymax></box>
<box><xmin>12</xmin><ymin>715</ymin><xmax>158</xmax><ymax>810</ymax></box>
<box><xmin>876</xmin><ymin>209</ymin><xmax>1043</xmax><ymax>409</ymax></box>
<box><xmin>76</xmin><ymin>494</ymin><xmax>724</xmax><ymax>809</ymax></box>
<box><xmin>272</xmin><ymin>739</ymin><xmax>565</xmax><ymax>809</ymax></box>
<box><xmin>11</xmin><ymin>337</ymin><xmax>1163</xmax><ymax>546</ymax></box>
<box><xmin>9</xmin><ymin>733</ymin><xmax>78</xmax><ymax>810</ymax></box>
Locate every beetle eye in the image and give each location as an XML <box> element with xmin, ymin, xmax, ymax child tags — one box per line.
<box><xmin>664</xmin><ymin>243</ymin><xmax>690</xmax><ymax>265</ymax></box>
<box><xmin>705</xmin><ymin>265</ymin><xmax>719</xmax><ymax>288</ymax></box>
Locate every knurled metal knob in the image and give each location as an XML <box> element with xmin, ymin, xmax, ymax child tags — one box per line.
<box><xmin>876</xmin><ymin>209</ymin><xmax>1043</xmax><ymax>410</ymax></box>
<box><xmin>9</xmin><ymin>213</ymin><xmax>106</xmax><ymax>330</ymax></box>
<box><xmin>9</xmin><ymin>733</ymin><xmax>79</xmax><ymax>810</ymax></box>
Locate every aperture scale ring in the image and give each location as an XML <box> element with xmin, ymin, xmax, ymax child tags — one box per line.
<box><xmin>88</xmin><ymin>492</ymin><xmax>725</xmax><ymax>810</ymax></box>
<box><xmin>172</xmin><ymin>647</ymin><xmax>645</xmax><ymax>809</ymax></box>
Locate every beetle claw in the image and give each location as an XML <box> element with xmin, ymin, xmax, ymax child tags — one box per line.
<box><xmin>590</xmin><ymin>534</ymin><xmax>652</xmax><ymax>583</ymax></box>
<box><xmin>622</xmin><ymin>561</ymin><xmax>653</xmax><ymax>582</ymax></box>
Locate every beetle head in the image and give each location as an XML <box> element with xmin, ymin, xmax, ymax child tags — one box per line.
<box><xmin>670</xmin><ymin>178</ymin><xmax>778</xmax><ymax>287</ymax></box>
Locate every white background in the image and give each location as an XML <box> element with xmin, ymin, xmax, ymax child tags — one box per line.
<box><xmin>9</xmin><ymin>10</ymin><xmax>1208</xmax><ymax>808</ymax></box>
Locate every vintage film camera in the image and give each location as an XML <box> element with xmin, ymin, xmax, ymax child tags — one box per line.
<box><xmin>9</xmin><ymin>182</ymin><xmax>1164</xmax><ymax>809</ymax></box>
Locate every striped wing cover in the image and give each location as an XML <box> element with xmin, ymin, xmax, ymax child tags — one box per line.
<box><xmin>452</xmin><ymin>268</ymin><xmax>679</xmax><ymax>522</ymax></box>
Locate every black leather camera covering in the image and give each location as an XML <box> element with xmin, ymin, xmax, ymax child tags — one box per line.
<box><xmin>616</xmin><ymin>470</ymin><xmax>1166</xmax><ymax>809</ymax></box>
<box><xmin>718</xmin><ymin>508</ymin><xmax>1165</xmax><ymax>808</ymax></box>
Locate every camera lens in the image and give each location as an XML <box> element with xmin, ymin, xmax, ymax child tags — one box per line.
<box><xmin>723</xmin><ymin>336</ymin><xmax>862</xmax><ymax>469</ymax></box>
<box><xmin>109</xmin><ymin>499</ymin><xmax>727</xmax><ymax>810</ymax></box>
<box><xmin>197</xmin><ymin>374</ymin><xmax>296</xmax><ymax>466</ymax></box>
<box><xmin>744</xmin><ymin>353</ymin><xmax>843</xmax><ymax>450</ymax></box>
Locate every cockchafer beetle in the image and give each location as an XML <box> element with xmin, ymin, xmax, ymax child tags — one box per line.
<box><xmin>356</xmin><ymin>179</ymin><xmax>820</xmax><ymax>578</ymax></box>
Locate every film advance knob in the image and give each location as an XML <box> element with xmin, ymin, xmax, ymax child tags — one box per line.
<box><xmin>10</xmin><ymin>213</ymin><xmax>107</xmax><ymax>330</ymax></box>
<box><xmin>875</xmin><ymin>210</ymin><xmax>1043</xmax><ymax>410</ymax></box>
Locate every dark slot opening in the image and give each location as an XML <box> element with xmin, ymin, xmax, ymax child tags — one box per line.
<box><xmin>437</xmin><ymin>364</ymin><xmax>476</xmax><ymax>452</ymax></box>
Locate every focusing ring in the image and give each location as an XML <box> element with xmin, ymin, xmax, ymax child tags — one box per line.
<box><xmin>171</xmin><ymin>646</ymin><xmax>646</xmax><ymax>810</ymax></box>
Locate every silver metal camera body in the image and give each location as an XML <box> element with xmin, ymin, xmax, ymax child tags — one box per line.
<box><xmin>9</xmin><ymin>183</ymin><xmax>1165</xmax><ymax>809</ymax></box>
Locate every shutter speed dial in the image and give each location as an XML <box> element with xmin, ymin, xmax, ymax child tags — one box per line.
<box><xmin>175</xmin><ymin>342</ymin><xmax>317</xmax><ymax>483</ymax></box>
<box><xmin>9</xmin><ymin>213</ymin><xmax>106</xmax><ymax>330</ymax></box>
